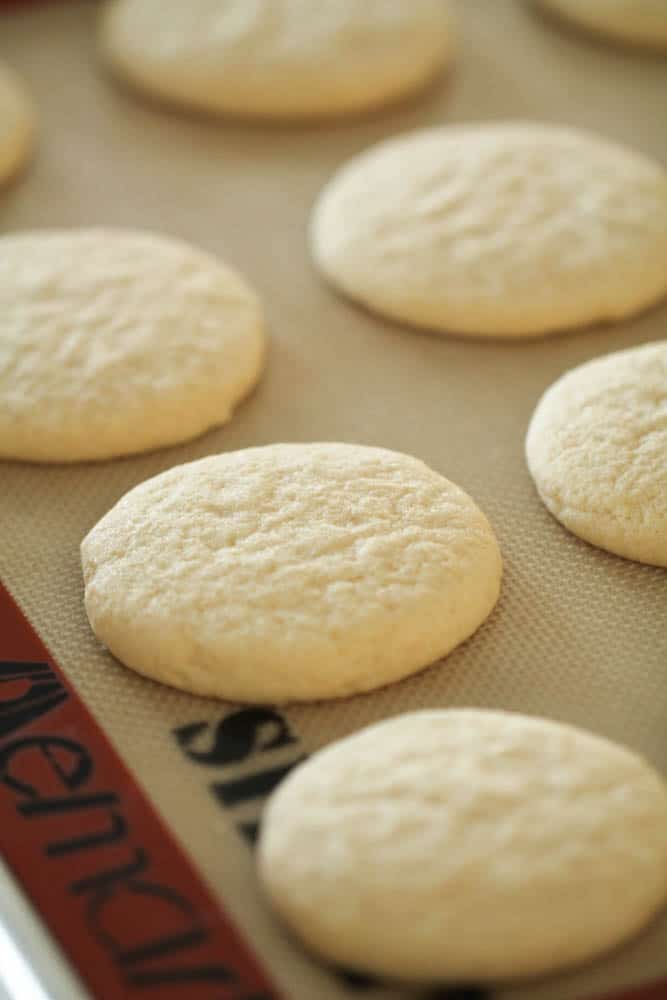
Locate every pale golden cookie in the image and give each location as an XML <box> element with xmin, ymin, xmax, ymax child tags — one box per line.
<box><xmin>259</xmin><ymin>710</ymin><xmax>667</xmax><ymax>981</ymax></box>
<box><xmin>101</xmin><ymin>0</ymin><xmax>454</xmax><ymax>119</ymax></box>
<box><xmin>526</xmin><ymin>342</ymin><xmax>667</xmax><ymax>566</ymax></box>
<box><xmin>0</xmin><ymin>62</ymin><xmax>34</xmax><ymax>185</ymax></box>
<box><xmin>81</xmin><ymin>444</ymin><xmax>502</xmax><ymax>701</ymax></box>
<box><xmin>541</xmin><ymin>0</ymin><xmax>667</xmax><ymax>51</ymax></box>
<box><xmin>0</xmin><ymin>229</ymin><xmax>265</xmax><ymax>462</ymax></box>
<box><xmin>312</xmin><ymin>124</ymin><xmax>667</xmax><ymax>338</ymax></box>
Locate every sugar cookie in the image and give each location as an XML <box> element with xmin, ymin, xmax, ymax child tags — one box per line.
<box><xmin>81</xmin><ymin>444</ymin><xmax>502</xmax><ymax>702</ymax></box>
<box><xmin>0</xmin><ymin>229</ymin><xmax>265</xmax><ymax>462</ymax></box>
<box><xmin>540</xmin><ymin>0</ymin><xmax>667</xmax><ymax>51</ymax></box>
<box><xmin>100</xmin><ymin>0</ymin><xmax>454</xmax><ymax>119</ymax></box>
<box><xmin>259</xmin><ymin>709</ymin><xmax>667</xmax><ymax>982</ymax></box>
<box><xmin>526</xmin><ymin>341</ymin><xmax>667</xmax><ymax>566</ymax></box>
<box><xmin>311</xmin><ymin>123</ymin><xmax>667</xmax><ymax>338</ymax></box>
<box><xmin>0</xmin><ymin>62</ymin><xmax>34</xmax><ymax>185</ymax></box>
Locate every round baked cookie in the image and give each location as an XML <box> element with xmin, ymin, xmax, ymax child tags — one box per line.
<box><xmin>539</xmin><ymin>0</ymin><xmax>667</xmax><ymax>51</ymax></box>
<box><xmin>0</xmin><ymin>229</ymin><xmax>264</xmax><ymax>462</ymax></box>
<box><xmin>526</xmin><ymin>341</ymin><xmax>667</xmax><ymax>566</ymax></box>
<box><xmin>258</xmin><ymin>709</ymin><xmax>667</xmax><ymax>982</ymax></box>
<box><xmin>81</xmin><ymin>444</ymin><xmax>502</xmax><ymax>702</ymax></box>
<box><xmin>99</xmin><ymin>0</ymin><xmax>453</xmax><ymax>119</ymax></box>
<box><xmin>311</xmin><ymin>123</ymin><xmax>667</xmax><ymax>338</ymax></box>
<box><xmin>0</xmin><ymin>62</ymin><xmax>35</xmax><ymax>185</ymax></box>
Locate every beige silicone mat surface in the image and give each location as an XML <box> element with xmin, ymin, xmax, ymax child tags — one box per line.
<box><xmin>1</xmin><ymin>2</ymin><xmax>666</xmax><ymax>998</ymax></box>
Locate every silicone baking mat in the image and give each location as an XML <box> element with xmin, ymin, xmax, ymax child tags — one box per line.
<box><xmin>1</xmin><ymin>2</ymin><xmax>666</xmax><ymax>999</ymax></box>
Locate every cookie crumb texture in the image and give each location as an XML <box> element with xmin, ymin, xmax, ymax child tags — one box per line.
<box><xmin>259</xmin><ymin>709</ymin><xmax>667</xmax><ymax>981</ymax></box>
<box><xmin>0</xmin><ymin>61</ymin><xmax>35</xmax><ymax>184</ymax></box>
<box><xmin>81</xmin><ymin>444</ymin><xmax>502</xmax><ymax>702</ymax></box>
<box><xmin>101</xmin><ymin>0</ymin><xmax>454</xmax><ymax>118</ymax></box>
<box><xmin>312</xmin><ymin>123</ymin><xmax>667</xmax><ymax>338</ymax></box>
<box><xmin>526</xmin><ymin>341</ymin><xmax>667</xmax><ymax>566</ymax></box>
<box><xmin>0</xmin><ymin>229</ymin><xmax>265</xmax><ymax>462</ymax></box>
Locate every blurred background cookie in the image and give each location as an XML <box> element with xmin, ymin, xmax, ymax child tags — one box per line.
<box><xmin>312</xmin><ymin>122</ymin><xmax>667</xmax><ymax>339</ymax></box>
<box><xmin>0</xmin><ymin>60</ymin><xmax>34</xmax><ymax>185</ymax></box>
<box><xmin>539</xmin><ymin>0</ymin><xmax>667</xmax><ymax>52</ymax></box>
<box><xmin>100</xmin><ymin>0</ymin><xmax>454</xmax><ymax>119</ymax></box>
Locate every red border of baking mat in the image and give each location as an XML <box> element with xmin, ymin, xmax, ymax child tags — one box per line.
<box><xmin>0</xmin><ymin>582</ymin><xmax>282</xmax><ymax>1000</ymax></box>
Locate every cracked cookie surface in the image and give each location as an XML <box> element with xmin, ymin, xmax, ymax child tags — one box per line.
<box><xmin>312</xmin><ymin>123</ymin><xmax>667</xmax><ymax>338</ymax></box>
<box><xmin>526</xmin><ymin>341</ymin><xmax>667</xmax><ymax>566</ymax></box>
<box><xmin>81</xmin><ymin>443</ymin><xmax>502</xmax><ymax>701</ymax></box>
<box><xmin>0</xmin><ymin>228</ymin><xmax>265</xmax><ymax>462</ymax></box>
<box><xmin>259</xmin><ymin>709</ymin><xmax>667</xmax><ymax>980</ymax></box>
